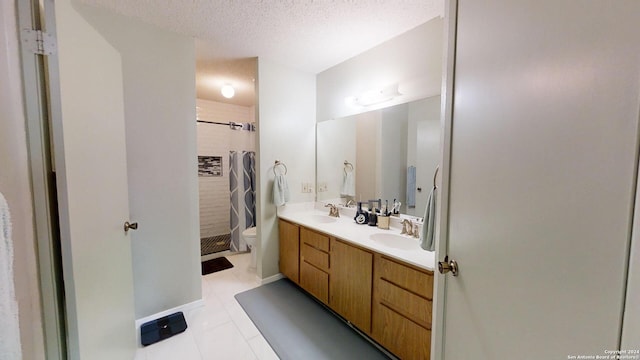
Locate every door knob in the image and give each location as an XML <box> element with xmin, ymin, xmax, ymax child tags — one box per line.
<box><xmin>124</xmin><ymin>221</ymin><xmax>138</xmax><ymax>233</ymax></box>
<box><xmin>438</xmin><ymin>256</ymin><xmax>459</xmax><ymax>276</ymax></box>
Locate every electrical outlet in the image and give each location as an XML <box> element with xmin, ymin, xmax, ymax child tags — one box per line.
<box><xmin>301</xmin><ymin>182</ymin><xmax>313</xmax><ymax>193</ymax></box>
<box><xmin>318</xmin><ymin>182</ymin><xmax>328</xmax><ymax>192</ymax></box>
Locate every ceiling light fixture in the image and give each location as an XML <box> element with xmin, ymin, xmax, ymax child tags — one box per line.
<box><xmin>221</xmin><ymin>84</ymin><xmax>235</xmax><ymax>99</ymax></box>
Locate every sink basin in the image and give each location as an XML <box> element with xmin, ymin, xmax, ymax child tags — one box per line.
<box><xmin>305</xmin><ymin>214</ymin><xmax>338</xmax><ymax>223</ymax></box>
<box><xmin>370</xmin><ymin>233</ymin><xmax>419</xmax><ymax>250</ymax></box>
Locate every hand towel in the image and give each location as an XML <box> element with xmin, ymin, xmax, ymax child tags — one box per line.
<box><xmin>419</xmin><ymin>187</ymin><xmax>437</xmax><ymax>252</ymax></box>
<box><xmin>273</xmin><ymin>173</ymin><xmax>290</xmax><ymax>206</ymax></box>
<box><xmin>0</xmin><ymin>192</ymin><xmax>22</xmax><ymax>359</ymax></box>
<box><xmin>340</xmin><ymin>170</ymin><xmax>355</xmax><ymax>197</ymax></box>
<box><xmin>406</xmin><ymin>166</ymin><xmax>416</xmax><ymax>208</ymax></box>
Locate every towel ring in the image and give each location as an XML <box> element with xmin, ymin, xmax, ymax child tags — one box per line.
<box><xmin>433</xmin><ymin>166</ymin><xmax>440</xmax><ymax>188</ymax></box>
<box><xmin>344</xmin><ymin>160</ymin><xmax>354</xmax><ymax>173</ymax></box>
<box><xmin>274</xmin><ymin>160</ymin><xmax>287</xmax><ymax>175</ymax></box>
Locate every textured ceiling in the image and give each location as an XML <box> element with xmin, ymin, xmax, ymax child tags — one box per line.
<box><xmin>80</xmin><ymin>0</ymin><xmax>444</xmax><ymax>106</ymax></box>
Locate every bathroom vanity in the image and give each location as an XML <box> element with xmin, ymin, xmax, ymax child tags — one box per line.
<box><xmin>278</xmin><ymin>204</ymin><xmax>435</xmax><ymax>359</ymax></box>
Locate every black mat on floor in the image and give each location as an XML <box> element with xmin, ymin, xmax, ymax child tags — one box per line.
<box><xmin>235</xmin><ymin>279</ymin><xmax>390</xmax><ymax>360</ymax></box>
<box><xmin>200</xmin><ymin>233</ymin><xmax>231</xmax><ymax>256</ymax></box>
<box><xmin>201</xmin><ymin>257</ymin><xmax>233</xmax><ymax>275</ymax></box>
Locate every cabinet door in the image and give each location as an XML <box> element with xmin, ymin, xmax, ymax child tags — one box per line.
<box><xmin>278</xmin><ymin>219</ymin><xmax>299</xmax><ymax>283</ymax></box>
<box><xmin>329</xmin><ymin>239</ymin><xmax>373</xmax><ymax>333</ymax></box>
<box><xmin>376</xmin><ymin>304</ymin><xmax>431</xmax><ymax>360</ymax></box>
<box><xmin>372</xmin><ymin>254</ymin><xmax>433</xmax><ymax>359</ymax></box>
<box><xmin>300</xmin><ymin>260</ymin><xmax>329</xmax><ymax>304</ymax></box>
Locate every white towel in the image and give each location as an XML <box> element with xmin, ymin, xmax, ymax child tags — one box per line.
<box><xmin>273</xmin><ymin>174</ymin><xmax>290</xmax><ymax>206</ymax></box>
<box><xmin>407</xmin><ymin>166</ymin><xmax>416</xmax><ymax>208</ymax></box>
<box><xmin>419</xmin><ymin>187</ymin><xmax>437</xmax><ymax>252</ymax></box>
<box><xmin>0</xmin><ymin>192</ymin><xmax>22</xmax><ymax>360</ymax></box>
<box><xmin>340</xmin><ymin>171</ymin><xmax>355</xmax><ymax>197</ymax></box>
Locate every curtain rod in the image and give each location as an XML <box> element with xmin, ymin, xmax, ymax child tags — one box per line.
<box><xmin>197</xmin><ymin>120</ymin><xmax>233</xmax><ymax>126</ymax></box>
<box><xmin>197</xmin><ymin>119</ymin><xmax>256</xmax><ymax>132</ymax></box>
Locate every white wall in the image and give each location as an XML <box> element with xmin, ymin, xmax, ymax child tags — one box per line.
<box><xmin>257</xmin><ymin>59</ymin><xmax>316</xmax><ymax>279</ymax></box>
<box><xmin>196</xmin><ymin>99</ymin><xmax>255</xmax><ymax>238</ymax></box>
<box><xmin>317</xmin><ymin>17</ymin><xmax>443</xmax><ymax>122</ymax></box>
<box><xmin>0</xmin><ymin>2</ymin><xmax>45</xmax><ymax>358</ymax></box>
<box><xmin>76</xmin><ymin>6</ymin><xmax>201</xmax><ymax>319</ymax></box>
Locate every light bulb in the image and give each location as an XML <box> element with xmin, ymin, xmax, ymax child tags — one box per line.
<box><xmin>221</xmin><ymin>84</ymin><xmax>235</xmax><ymax>99</ymax></box>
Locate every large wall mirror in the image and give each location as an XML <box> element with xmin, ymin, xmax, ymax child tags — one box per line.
<box><xmin>316</xmin><ymin>95</ymin><xmax>441</xmax><ymax>216</ymax></box>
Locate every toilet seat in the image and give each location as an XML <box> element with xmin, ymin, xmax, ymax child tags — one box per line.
<box><xmin>242</xmin><ymin>227</ymin><xmax>257</xmax><ymax>269</ymax></box>
<box><xmin>242</xmin><ymin>227</ymin><xmax>256</xmax><ymax>238</ymax></box>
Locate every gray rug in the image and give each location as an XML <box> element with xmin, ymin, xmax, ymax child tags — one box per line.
<box><xmin>235</xmin><ymin>279</ymin><xmax>390</xmax><ymax>360</ymax></box>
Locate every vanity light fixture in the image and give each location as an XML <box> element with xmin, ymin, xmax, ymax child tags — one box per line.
<box><xmin>221</xmin><ymin>84</ymin><xmax>235</xmax><ymax>99</ymax></box>
<box><xmin>353</xmin><ymin>83</ymin><xmax>401</xmax><ymax>107</ymax></box>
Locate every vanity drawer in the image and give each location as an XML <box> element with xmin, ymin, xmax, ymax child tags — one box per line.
<box><xmin>378</xmin><ymin>278</ymin><xmax>432</xmax><ymax>329</ymax></box>
<box><xmin>300</xmin><ymin>260</ymin><xmax>329</xmax><ymax>304</ymax></box>
<box><xmin>373</xmin><ymin>303</ymin><xmax>431</xmax><ymax>360</ymax></box>
<box><xmin>300</xmin><ymin>227</ymin><xmax>330</xmax><ymax>252</ymax></box>
<box><xmin>376</xmin><ymin>255</ymin><xmax>433</xmax><ymax>299</ymax></box>
<box><xmin>301</xmin><ymin>243</ymin><xmax>329</xmax><ymax>271</ymax></box>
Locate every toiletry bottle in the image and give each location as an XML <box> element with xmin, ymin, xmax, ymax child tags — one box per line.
<box><xmin>368</xmin><ymin>202</ymin><xmax>378</xmax><ymax>226</ymax></box>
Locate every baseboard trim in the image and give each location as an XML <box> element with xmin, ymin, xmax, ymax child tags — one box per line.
<box><xmin>134</xmin><ymin>299</ymin><xmax>204</xmax><ymax>348</ymax></box>
<box><xmin>260</xmin><ymin>273</ymin><xmax>284</xmax><ymax>285</ymax></box>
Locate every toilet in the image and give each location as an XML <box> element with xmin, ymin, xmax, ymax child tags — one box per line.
<box><xmin>242</xmin><ymin>226</ymin><xmax>257</xmax><ymax>269</ymax></box>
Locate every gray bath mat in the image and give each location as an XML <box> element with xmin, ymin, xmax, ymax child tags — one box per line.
<box><xmin>235</xmin><ymin>279</ymin><xmax>391</xmax><ymax>360</ymax></box>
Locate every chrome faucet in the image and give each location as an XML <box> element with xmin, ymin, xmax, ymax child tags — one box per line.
<box><xmin>411</xmin><ymin>222</ymin><xmax>420</xmax><ymax>238</ymax></box>
<box><xmin>401</xmin><ymin>219</ymin><xmax>412</xmax><ymax>235</ymax></box>
<box><xmin>400</xmin><ymin>219</ymin><xmax>420</xmax><ymax>238</ymax></box>
<box><xmin>325</xmin><ymin>203</ymin><xmax>340</xmax><ymax>218</ymax></box>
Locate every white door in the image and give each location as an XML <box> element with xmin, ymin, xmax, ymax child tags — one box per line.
<box><xmin>437</xmin><ymin>1</ymin><xmax>640</xmax><ymax>359</ymax></box>
<box><xmin>49</xmin><ymin>0</ymin><xmax>136</xmax><ymax>358</ymax></box>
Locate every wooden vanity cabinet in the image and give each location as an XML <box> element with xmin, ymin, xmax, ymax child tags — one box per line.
<box><xmin>329</xmin><ymin>238</ymin><xmax>373</xmax><ymax>334</ymax></box>
<box><xmin>278</xmin><ymin>219</ymin><xmax>300</xmax><ymax>284</ymax></box>
<box><xmin>372</xmin><ymin>254</ymin><xmax>434</xmax><ymax>360</ymax></box>
<box><xmin>299</xmin><ymin>227</ymin><xmax>330</xmax><ymax>304</ymax></box>
<box><xmin>277</xmin><ymin>219</ymin><xmax>434</xmax><ymax>359</ymax></box>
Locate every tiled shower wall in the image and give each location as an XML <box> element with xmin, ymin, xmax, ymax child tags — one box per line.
<box><xmin>197</xmin><ymin>98</ymin><xmax>255</xmax><ymax>238</ymax></box>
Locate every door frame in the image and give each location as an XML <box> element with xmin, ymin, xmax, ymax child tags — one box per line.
<box><xmin>16</xmin><ymin>0</ymin><xmax>67</xmax><ymax>358</ymax></box>
<box><xmin>431</xmin><ymin>0</ymin><xmax>457</xmax><ymax>359</ymax></box>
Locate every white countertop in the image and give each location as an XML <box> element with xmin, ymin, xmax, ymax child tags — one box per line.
<box><xmin>277</xmin><ymin>202</ymin><xmax>435</xmax><ymax>271</ymax></box>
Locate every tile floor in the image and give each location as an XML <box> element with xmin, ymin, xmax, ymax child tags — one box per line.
<box><xmin>134</xmin><ymin>253</ymin><xmax>279</xmax><ymax>360</ymax></box>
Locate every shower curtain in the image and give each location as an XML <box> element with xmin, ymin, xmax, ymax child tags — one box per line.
<box><xmin>229</xmin><ymin>151</ymin><xmax>256</xmax><ymax>251</ymax></box>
